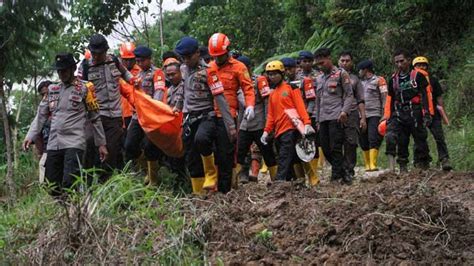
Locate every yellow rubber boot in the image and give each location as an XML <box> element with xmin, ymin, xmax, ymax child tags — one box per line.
<box><xmin>191</xmin><ymin>177</ymin><xmax>205</xmax><ymax>195</ymax></box>
<box><xmin>202</xmin><ymin>153</ymin><xmax>218</xmax><ymax>191</ymax></box>
<box><xmin>260</xmin><ymin>160</ymin><xmax>268</xmax><ymax>174</ymax></box>
<box><xmin>293</xmin><ymin>163</ymin><xmax>305</xmax><ymax>179</ymax></box>
<box><xmin>232</xmin><ymin>163</ymin><xmax>242</xmax><ymax>189</ymax></box>
<box><xmin>302</xmin><ymin>161</ymin><xmax>319</xmax><ymax>187</ymax></box>
<box><xmin>310</xmin><ymin>159</ymin><xmax>318</xmax><ymax>172</ymax></box>
<box><xmin>369</xmin><ymin>148</ymin><xmax>379</xmax><ymax>171</ymax></box>
<box><xmin>318</xmin><ymin>147</ymin><xmax>326</xmax><ymax>168</ymax></box>
<box><xmin>147</xmin><ymin>160</ymin><xmax>160</xmax><ymax>186</ymax></box>
<box><xmin>268</xmin><ymin>165</ymin><xmax>278</xmax><ymax>181</ymax></box>
<box><xmin>363</xmin><ymin>150</ymin><xmax>371</xmax><ymax>171</ymax></box>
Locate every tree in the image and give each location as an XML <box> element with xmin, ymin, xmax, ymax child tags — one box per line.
<box><xmin>190</xmin><ymin>0</ymin><xmax>282</xmax><ymax>62</ymax></box>
<box><xmin>0</xmin><ymin>0</ymin><xmax>65</xmax><ymax>202</ymax></box>
<box><xmin>70</xmin><ymin>0</ymin><xmax>137</xmax><ymax>35</ymax></box>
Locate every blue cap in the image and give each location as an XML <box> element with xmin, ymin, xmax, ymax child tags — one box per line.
<box><xmin>357</xmin><ymin>59</ymin><xmax>374</xmax><ymax>71</ymax></box>
<box><xmin>298</xmin><ymin>50</ymin><xmax>314</xmax><ymax>60</ymax></box>
<box><xmin>175</xmin><ymin>37</ymin><xmax>199</xmax><ymax>56</ymax></box>
<box><xmin>134</xmin><ymin>45</ymin><xmax>153</xmax><ymax>58</ymax></box>
<box><xmin>281</xmin><ymin>57</ymin><xmax>297</xmax><ymax>68</ymax></box>
<box><xmin>236</xmin><ymin>55</ymin><xmax>251</xmax><ymax>69</ymax></box>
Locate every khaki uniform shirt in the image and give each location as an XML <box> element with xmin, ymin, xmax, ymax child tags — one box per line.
<box><xmin>239</xmin><ymin>76</ymin><xmax>266</xmax><ymax>131</ymax></box>
<box><xmin>26</xmin><ymin>81</ymin><xmax>106</xmax><ymax>151</ymax></box>
<box><xmin>313</xmin><ymin>66</ymin><xmax>354</xmax><ymax>122</ymax></box>
<box><xmin>361</xmin><ymin>74</ymin><xmax>388</xmax><ymax>118</ymax></box>
<box><xmin>167</xmin><ymin>80</ymin><xmax>184</xmax><ymax>111</ymax></box>
<box><xmin>348</xmin><ymin>73</ymin><xmax>365</xmax><ymax>113</ymax></box>
<box><xmin>182</xmin><ymin>62</ymin><xmax>217</xmax><ymax>114</ymax></box>
<box><xmin>78</xmin><ymin>55</ymin><xmax>133</xmax><ymax>118</ymax></box>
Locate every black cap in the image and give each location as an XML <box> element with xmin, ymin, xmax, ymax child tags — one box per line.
<box><xmin>357</xmin><ymin>60</ymin><xmax>374</xmax><ymax>71</ymax></box>
<box><xmin>134</xmin><ymin>45</ymin><xmax>153</xmax><ymax>58</ymax></box>
<box><xmin>281</xmin><ymin>57</ymin><xmax>297</xmax><ymax>68</ymax></box>
<box><xmin>175</xmin><ymin>36</ymin><xmax>199</xmax><ymax>56</ymax></box>
<box><xmin>52</xmin><ymin>53</ymin><xmax>77</xmax><ymax>70</ymax></box>
<box><xmin>298</xmin><ymin>50</ymin><xmax>314</xmax><ymax>60</ymax></box>
<box><xmin>88</xmin><ymin>34</ymin><xmax>109</xmax><ymax>53</ymax></box>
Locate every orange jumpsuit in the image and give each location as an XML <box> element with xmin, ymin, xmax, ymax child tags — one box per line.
<box><xmin>210</xmin><ymin>57</ymin><xmax>255</xmax><ymax>118</ymax></box>
<box><xmin>265</xmin><ymin>82</ymin><xmax>311</xmax><ymax>137</ymax></box>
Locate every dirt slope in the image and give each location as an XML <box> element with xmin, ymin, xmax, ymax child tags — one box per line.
<box><xmin>191</xmin><ymin>171</ymin><xmax>474</xmax><ymax>264</ymax></box>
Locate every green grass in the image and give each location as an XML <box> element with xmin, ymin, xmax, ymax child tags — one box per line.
<box><xmin>355</xmin><ymin>116</ymin><xmax>474</xmax><ymax>172</ymax></box>
<box><xmin>0</xmin><ymin>166</ymin><xmax>204</xmax><ymax>264</ymax></box>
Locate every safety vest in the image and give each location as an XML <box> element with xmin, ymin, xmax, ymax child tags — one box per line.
<box><xmin>414</xmin><ymin>69</ymin><xmax>435</xmax><ymax>116</ymax></box>
<box><xmin>392</xmin><ymin>69</ymin><xmax>434</xmax><ymax>115</ymax></box>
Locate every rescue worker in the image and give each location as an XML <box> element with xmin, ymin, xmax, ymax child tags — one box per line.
<box><xmin>23</xmin><ymin>53</ymin><xmax>108</xmax><ymax>197</ymax></box>
<box><xmin>235</xmin><ymin>55</ymin><xmax>278</xmax><ymax>183</ymax></box>
<box><xmin>338</xmin><ymin>51</ymin><xmax>366</xmax><ymax>180</ymax></box>
<box><xmin>313</xmin><ymin>47</ymin><xmax>354</xmax><ymax>184</ymax></box>
<box><xmin>412</xmin><ymin>56</ymin><xmax>452</xmax><ymax>171</ymax></box>
<box><xmin>383</xmin><ymin>96</ymin><xmax>398</xmax><ymax>171</ymax></box>
<box><xmin>234</xmin><ymin>55</ymin><xmax>259</xmax><ymax>183</ymax></box>
<box><xmin>119</xmin><ymin>41</ymin><xmax>141</xmax><ymax>130</ymax></box>
<box><xmin>281</xmin><ymin>57</ymin><xmax>319</xmax><ymax>185</ymax></box>
<box><xmin>123</xmin><ymin>45</ymin><xmax>167</xmax><ymax>185</ymax></box>
<box><xmin>208</xmin><ymin>33</ymin><xmax>255</xmax><ymax>192</ymax></box>
<box><xmin>261</xmin><ymin>60</ymin><xmax>316</xmax><ymax>183</ymax></box>
<box><xmin>386</xmin><ymin>49</ymin><xmax>432</xmax><ymax>172</ymax></box>
<box><xmin>357</xmin><ymin>59</ymin><xmax>388</xmax><ymax>171</ymax></box>
<box><xmin>174</xmin><ymin>36</ymin><xmax>235</xmax><ymax>194</ymax></box>
<box><xmin>79</xmin><ymin>34</ymin><xmax>135</xmax><ymax>179</ymax></box>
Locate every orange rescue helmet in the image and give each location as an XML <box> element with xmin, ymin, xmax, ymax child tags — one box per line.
<box><xmin>208</xmin><ymin>33</ymin><xmax>230</xmax><ymax>57</ymax></box>
<box><xmin>120</xmin><ymin>42</ymin><xmax>136</xmax><ymax>59</ymax></box>
<box><xmin>378</xmin><ymin>120</ymin><xmax>387</xmax><ymax>136</ymax></box>
<box><xmin>84</xmin><ymin>49</ymin><xmax>91</xmax><ymax>60</ymax></box>
<box><xmin>163</xmin><ymin>57</ymin><xmax>180</xmax><ymax>67</ymax></box>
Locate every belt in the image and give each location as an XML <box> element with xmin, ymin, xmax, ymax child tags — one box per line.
<box><xmin>395</xmin><ymin>103</ymin><xmax>421</xmax><ymax>112</ymax></box>
<box><xmin>185</xmin><ymin>108</ymin><xmax>215</xmax><ymax>118</ymax></box>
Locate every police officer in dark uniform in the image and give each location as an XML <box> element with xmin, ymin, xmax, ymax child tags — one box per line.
<box><xmin>175</xmin><ymin>37</ymin><xmax>235</xmax><ymax>194</ymax></box>
<box><xmin>338</xmin><ymin>51</ymin><xmax>366</xmax><ymax>180</ymax></box>
<box><xmin>78</xmin><ymin>34</ymin><xmax>135</xmax><ymax>179</ymax></box>
<box><xmin>124</xmin><ymin>46</ymin><xmax>167</xmax><ymax>185</ymax></box>
<box><xmin>313</xmin><ymin>48</ymin><xmax>354</xmax><ymax>184</ymax></box>
<box><xmin>24</xmin><ymin>53</ymin><xmax>107</xmax><ymax>197</ymax></box>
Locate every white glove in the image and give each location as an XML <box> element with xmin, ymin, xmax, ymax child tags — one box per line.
<box><xmin>244</xmin><ymin>106</ymin><xmax>255</xmax><ymax>121</ymax></box>
<box><xmin>260</xmin><ymin>131</ymin><xmax>269</xmax><ymax>145</ymax></box>
<box><xmin>304</xmin><ymin>124</ymin><xmax>315</xmax><ymax>136</ymax></box>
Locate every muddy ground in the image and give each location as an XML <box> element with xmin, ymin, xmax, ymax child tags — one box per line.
<box><xmin>191</xmin><ymin>170</ymin><xmax>474</xmax><ymax>264</ymax></box>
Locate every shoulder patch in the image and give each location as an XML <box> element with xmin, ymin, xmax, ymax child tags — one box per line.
<box><xmin>49</xmin><ymin>84</ymin><xmax>61</xmax><ymax>91</ymax></box>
